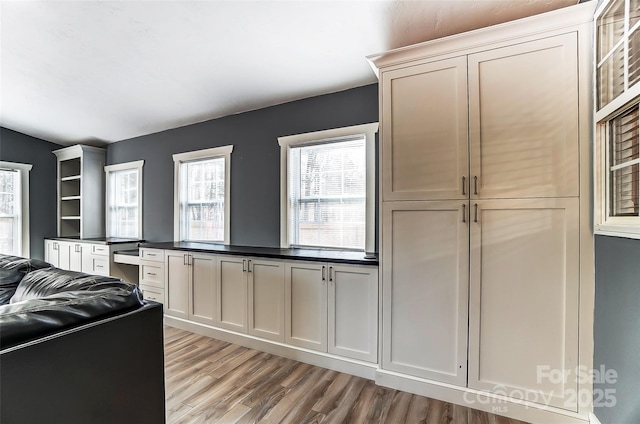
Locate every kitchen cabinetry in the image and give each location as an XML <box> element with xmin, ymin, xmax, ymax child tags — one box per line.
<box><xmin>53</xmin><ymin>145</ymin><xmax>105</xmax><ymax>239</ymax></box>
<box><xmin>164</xmin><ymin>250</ymin><xmax>216</xmax><ymax>325</ymax></box>
<box><xmin>371</xmin><ymin>3</ymin><xmax>593</xmax><ymax>417</ymax></box>
<box><xmin>44</xmin><ymin>239</ymin><xmax>137</xmax><ymax>279</ymax></box>
<box><xmin>247</xmin><ymin>258</ymin><xmax>285</xmax><ymax>342</ymax></box>
<box><xmin>285</xmin><ymin>261</ymin><xmax>378</xmax><ymax>362</ymax></box>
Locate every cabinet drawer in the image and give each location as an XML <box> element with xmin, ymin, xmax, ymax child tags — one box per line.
<box><xmin>140</xmin><ymin>263</ymin><xmax>164</xmax><ymax>288</ymax></box>
<box><xmin>91</xmin><ymin>257</ymin><xmax>110</xmax><ymax>276</ymax></box>
<box><xmin>140</xmin><ymin>248</ymin><xmax>164</xmax><ymax>262</ymax></box>
<box><xmin>91</xmin><ymin>245</ymin><xmax>110</xmax><ymax>256</ymax></box>
<box><xmin>140</xmin><ymin>284</ymin><xmax>164</xmax><ymax>304</ymax></box>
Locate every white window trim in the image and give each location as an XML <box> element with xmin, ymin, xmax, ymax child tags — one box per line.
<box><xmin>104</xmin><ymin>160</ymin><xmax>144</xmax><ymax>239</ymax></box>
<box><xmin>0</xmin><ymin>161</ymin><xmax>32</xmax><ymax>257</ymax></box>
<box><xmin>278</xmin><ymin>122</ymin><xmax>378</xmax><ymax>253</ymax></box>
<box><xmin>594</xmin><ymin>109</ymin><xmax>640</xmax><ymax>239</ymax></box>
<box><xmin>173</xmin><ymin>145</ymin><xmax>233</xmax><ymax>244</ymax></box>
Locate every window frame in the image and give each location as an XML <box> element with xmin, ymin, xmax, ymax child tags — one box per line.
<box><xmin>278</xmin><ymin>122</ymin><xmax>378</xmax><ymax>253</ymax></box>
<box><xmin>595</xmin><ymin>0</ymin><xmax>640</xmax><ymax>239</ymax></box>
<box><xmin>0</xmin><ymin>161</ymin><xmax>32</xmax><ymax>257</ymax></box>
<box><xmin>104</xmin><ymin>160</ymin><xmax>144</xmax><ymax>240</ymax></box>
<box><xmin>173</xmin><ymin>145</ymin><xmax>233</xmax><ymax>244</ymax></box>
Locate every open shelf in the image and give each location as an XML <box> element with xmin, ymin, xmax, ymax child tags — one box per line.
<box><xmin>61</xmin><ymin>175</ymin><xmax>81</xmax><ymax>182</ymax></box>
<box><xmin>61</xmin><ymin>196</ymin><xmax>81</xmax><ymax>201</ymax></box>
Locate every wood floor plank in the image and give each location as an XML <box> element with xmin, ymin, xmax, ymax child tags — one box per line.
<box><xmin>163</xmin><ymin>326</ymin><xmax>530</xmax><ymax>424</ymax></box>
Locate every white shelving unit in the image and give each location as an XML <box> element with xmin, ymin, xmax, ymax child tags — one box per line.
<box><xmin>53</xmin><ymin>145</ymin><xmax>106</xmax><ymax>238</ymax></box>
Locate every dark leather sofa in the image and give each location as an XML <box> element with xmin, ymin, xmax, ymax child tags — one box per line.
<box><xmin>0</xmin><ymin>254</ymin><xmax>165</xmax><ymax>424</ymax></box>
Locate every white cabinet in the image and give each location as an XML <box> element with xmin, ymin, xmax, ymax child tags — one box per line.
<box><xmin>328</xmin><ymin>264</ymin><xmax>378</xmax><ymax>363</ymax></box>
<box><xmin>164</xmin><ymin>250</ymin><xmax>216</xmax><ymax>324</ymax></box>
<box><xmin>216</xmin><ymin>256</ymin><xmax>247</xmax><ymax>332</ymax></box>
<box><xmin>382</xmin><ymin>56</ymin><xmax>469</xmax><ymax>201</ymax></box>
<box><xmin>285</xmin><ymin>262</ymin><xmax>328</xmax><ymax>352</ymax></box>
<box><xmin>372</xmin><ymin>4</ymin><xmax>593</xmax><ymax>416</ymax></box>
<box><xmin>382</xmin><ymin>201</ymin><xmax>469</xmax><ymax>384</ymax></box>
<box><xmin>468</xmin><ymin>34</ymin><xmax>579</xmax><ymax>199</ymax></box>
<box><xmin>44</xmin><ymin>240</ymin><xmax>89</xmax><ymax>273</ymax></box>
<box><xmin>285</xmin><ymin>261</ymin><xmax>379</xmax><ymax>361</ymax></box>
<box><xmin>468</xmin><ymin>198</ymin><xmax>580</xmax><ymax>410</ymax></box>
<box><xmin>44</xmin><ymin>239</ymin><xmax>60</xmax><ymax>267</ymax></box>
<box><xmin>248</xmin><ymin>258</ymin><xmax>285</xmax><ymax>342</ymax></box>
<box><xmin>53</xmin><ymin>145</ymin><xmax>105</xmax><ymax>239</ymax></box>
<box><xmin>139</xmin><ymin>248</ymin><xmax>165</xmax><ymax>304</ymax></box>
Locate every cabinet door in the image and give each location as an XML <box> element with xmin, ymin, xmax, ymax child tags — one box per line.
<box><xmin>216</xmin><ymin>256</ymin><xmax>247</xmax><ymax>332</ymax></box>
<box><xmin>468</xmin><ymin>33</ymin><xmax>579</xmax><ymax>199</ymax></box>
<box><xmin>68</xmin><ymin>243</ymin><xmax>83</xmax><ymax>272</ymax></box>
<box><xmin>57</xmin><ymin>241</ymin><xmax>71</xmax><ymax>271</ymax></box>
<box><xmin>248</xmin><ymin>258</ymin><xmax>285</xmax><ymax>342</ymax></box>
<box><xmin>328</xmin><ymin>264</ymin><xmax>378</xmax><ymax>362</ymax></box>
<box><xmin>165</xmin><ymin>251</ymin><xmax>190</xmax><ymax>319</ymax></box>
<box><xmin>382</xmin><ymin>56</ymin><xmax>469</xmax><ymax>201</ymax></box>
<box><xmin>382</xmin><ymin>201</ymin><xmax>469</xmax><ymax>386</ymax></box>
<box><xmin>285</xmin><ymin>262</ymin><xmax>327</xmax><ymax>352</ymax></box>
<box><xmin>45</xmin><ymin>240</ymin><xmax>60</xmax><ymax>267</ymax></box>
<box><xmin>190</xmin><ymin>253</ymin><xmax>217</xmax><ymax>326</ymax></box>
<box><xmin>468</xmin><ymin>198</ymin><xmax>579</xmax><ymax>411</ymax></box>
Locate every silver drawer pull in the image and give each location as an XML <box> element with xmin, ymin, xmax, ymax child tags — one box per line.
<box><xmin>96</xmin><ymin>265</ymin><xmax>104</xmax><ymax>269</ymax></box>
<box><xmin>147</xmin><ymin>253</ymin><xmax>156</xmax><ymax>257</ymax></box>
<box><xmin>147</xmin><ymin>272</ymin><xmax>156</xmax><ymax>276</ymax></box>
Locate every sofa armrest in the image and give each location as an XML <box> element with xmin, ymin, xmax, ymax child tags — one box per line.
<box><xmin>0</xmin><ymin>302</ymin><xmax>165</xmax><ymax>424</ymax></box>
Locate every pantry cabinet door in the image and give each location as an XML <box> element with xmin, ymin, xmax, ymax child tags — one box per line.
<box><xmin>468</xmin><ymin>198</ymin><xmax>580</xmax><ymax>411</ymax></box>
<box><xmin>382</xmin><ymin>56</ymin><xmax>469</xmax><ymax>201</ymax></box>
<box><xmin>382</xmin><ymin>201</ymin><xmax>469</xmax><ymax>386</ymax></box>
<box><xmin>468</xmin><ymin>33</ymin><xmax>579</xmax><ymax>199</ymax></box>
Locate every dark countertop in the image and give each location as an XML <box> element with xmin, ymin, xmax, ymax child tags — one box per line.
<box><xmin>47</xmin><ymin>237</ymin><xmax>144</xmax><ymax>245</ymax></box>
<box><xmin>139</xmin><ymin>241</ymin><xmax>378</xmax><ymax>266</ymax></box>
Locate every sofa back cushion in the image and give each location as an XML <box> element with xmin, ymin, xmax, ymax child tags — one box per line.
<box><xmin>0</xmin><ymin>254</ymin><xmax>52</xmax><ymax>305</ymax></box>
<box><xmin>10</xmin><ymin>268</ymin><xmax>128</xmax><ymax>303</ymax></box>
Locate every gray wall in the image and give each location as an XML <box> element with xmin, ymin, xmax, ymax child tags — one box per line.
<box><xmin>594</xmin><ymin>235</ymin><xmax>640</xmax><ymax>424</ymax></box>
<box><xmin>0</xmin><ymin>127</ymin><xmax>61</xmax><ymax>260</ymax></box>
<box><xmin>107</xmin><ymin>84</ymin><xmax>379</xmax><ymax>247</ymax></box>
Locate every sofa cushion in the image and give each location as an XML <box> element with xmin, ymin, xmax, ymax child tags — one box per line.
<box><xmin>0</xmin><ymin>254</ymin><xmax>51</xmax><ymax>274</ymax></box>
<box><xmin>10</xmin><ymin>268</ymin><xmax>125</xmax><ymax>303</ymax></box>
<box><xmin>0</xmin><ymin>255</ymin><xmax>52</xmax><ymax>305</ymax></box>
<box><xmin>0</xmin><ymin>269</ymin><xmax>25</xmax><ymax>305</ymax></box>
<box><xmin>0</xmin><ymin>283</ymin><xmax>144</xmax><ymax>350</ymax></box>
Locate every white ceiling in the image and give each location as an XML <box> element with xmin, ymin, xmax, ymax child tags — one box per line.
<box><xmin>0</xmin><ymin>0</ymin><xmax>578</xmax><ymax>146</ymax></box>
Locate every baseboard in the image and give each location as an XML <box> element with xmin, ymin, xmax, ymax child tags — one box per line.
<box><xmin>164</xmin><ymin>315</ymin><xmax>378</xmax><ymax>380</ymax></box>
<box><xmin>376</xmin><ymin>369</ymin><xmax>590</xmax><ymax>424</ymax></box>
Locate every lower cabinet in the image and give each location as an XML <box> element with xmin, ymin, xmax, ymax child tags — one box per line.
<box><xmin>217</xmin><ymin>256</ymin><xmax>286</xmax><ymax>341</ymax></box>
<box><xmin>161</xmin><ymin>250</ymin><xmax>379</xmax><ymax>364</ymax></box>
<box><xmin>164</xmin><ymin>250</ymin><xmax>216</xmax><ymax>325</ymax></box>
<box><xmin>285</xmin><ymin>261</ymin><xmax>378</xmax><ymax>362</ymax></box>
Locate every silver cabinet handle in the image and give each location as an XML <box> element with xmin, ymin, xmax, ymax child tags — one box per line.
<box><xmin>329</xmin><ymin>266</ymin><xmax>333</xmax><ymax>283</ymax></box>
<box><xmin>188</xmin><ymin>254</ymin><xmax>192</xmax><ymax>266</ymax></box>
<box><xmin>474</xmin><ymin>203</ymin><xmax>478</xmax><ymax>223</ymax></box>
<box><xmin>321</xmin><ymin>265</ymin><xmax>326</xmax><ymax>281</ymax></box>
<box><xmin>53</xmin><ymin>242</ymin><xmax>58</xmax><ymax>251</ymax></box>
<box><xmin>462</xmin><ymin>204</ymin><xmax>466</xmax><ymax>223</ymax></box>
<box><xmin>248</xmin><ymin>259</ymin><xmax>252</xmax><ymax>273</ymax></box>
<box><xmin>147</xmin><ymin>272</ymin><xmax>156</xmax><ymax>276</ymax></box>
<box><xmin>147</xmin><ymin>253</ymin><xmax>156</xmax><ymax>257</ymax></box>
<box><xmin>474</xmin><ymin>176</ymin><xmax>478</xmax><ymax>195</ymax></box>
<box><xmin>183</xmin><ymin>254</ymin><xmax>187</xmax><ymax>266</ymax></box>
<box><xmin>243</xmin><ymin>259</ymin><xmax>247</xmax><ymax>272</ymax></box>
<box><xmin>462</xmin><ymin>176</ymin><xmax>466</xmax><ymax>196</ymax></box>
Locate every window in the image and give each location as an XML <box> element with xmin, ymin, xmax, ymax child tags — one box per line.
<box><xmin>105</xmin><ymin>160</ymin><xmax>143</xmax><ymax>239</ymax></box>
<box><xmin>173</xmin><ymin>146</ymin><xmax>233</xmax><ymax>244</ymax></box>
<box><xmin>278</xmin><ymin>123</ymin><xmax>378</xmax><ymax>252</ymax></box>
<box><xmin>0</xmin><ymin>161</ymin><xmax>32</xmax><ymax>256</ymax></box>
<box><xmin>596</xmin><ymin>0</ymin><xmax>640</xmax><ymax>238</ymax></box>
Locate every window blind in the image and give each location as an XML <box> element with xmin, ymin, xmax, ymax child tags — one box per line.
<box><xmin>288</xmin><ymin>137</ymin><xmax>366</xmax><ymax>250</ymax></box>
<box><xmin>181</xmin><ymin>157</ymin><xmax>225</xmax><ymax>242</ymax></box>
<box><xmin>610</xmin><ymin>106</ymin><xmax>640</xmax><ymax>216</ymax></box>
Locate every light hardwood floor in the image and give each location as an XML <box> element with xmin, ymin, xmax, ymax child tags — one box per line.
<box><xmin>164</xmin><ymin>326</ymin><xmax>528</xmax><ymax>424</ymax></box>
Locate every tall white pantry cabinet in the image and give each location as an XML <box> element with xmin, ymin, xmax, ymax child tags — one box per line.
<box><xmin>369</xmin><ymin>3</ymin><xmax>595</xmax><ymax>423</ymax></box>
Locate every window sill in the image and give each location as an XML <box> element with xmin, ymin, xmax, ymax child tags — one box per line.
<box><xmin>595</xmin><ymin>225</ymin><xmax>640</xmax><ymax>240</ymax></box>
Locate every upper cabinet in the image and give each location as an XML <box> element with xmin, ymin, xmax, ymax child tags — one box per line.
<box><xmin>53</xmin><ymin>145</ymin><xmax>106</xmax><ymax>238</ymax></box>
<box><xmin>379</xmin><ymin>29</ymin><xmax>580</xmax><ymax>201</ymax></box>
<box><xmin>382</xmin><ymin>56</ymin><xmax>469</xmax><ymax>201</ymax></box>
